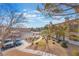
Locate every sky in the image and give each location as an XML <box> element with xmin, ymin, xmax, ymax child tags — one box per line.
<box><xmin>0</xmin><ymin>3</ymin><xmax>77</xmax><ymax>28</ymax></box>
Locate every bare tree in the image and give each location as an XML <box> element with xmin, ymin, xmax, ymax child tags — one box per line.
<box><xmin>0</xmin><ymin>4</ymin><xmax>27</xmax><ymax>55</ymax></box>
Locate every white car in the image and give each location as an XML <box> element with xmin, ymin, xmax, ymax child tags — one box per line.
<box><xmin>1</xmin><ymin>38</ymin><xmax>22</xmax><ymax>51</ymax></box>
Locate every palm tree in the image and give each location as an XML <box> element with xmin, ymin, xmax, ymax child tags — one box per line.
<box><xmin>53</xmin><ymin>23</ymin><xmax>68</xmax><ymax>44</ymax></box>
<box><xmin>59</xmin><ymin>25</ymin><xmax>68</xmax><ymax>41</ymax></box>
<box><xmin>41</xmin><ymin>22</ymin><xmax>54</xmax><ymax>42</ymax></box>
<box><xmin>54</xmin><ymin>25</ymin><xmax>60</xmax><ymax>40</ymax></box>
<box><xmin>40</xmin><ymin>22</ymin><xmax>56</xmax><ymax>54</ymax></box>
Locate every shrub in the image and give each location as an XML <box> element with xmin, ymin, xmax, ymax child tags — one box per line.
<box><xmin>61</xmin><ymin>41</ymin><xmax>68</xmax><ymax>48</ymax></box>
<box><xmin>52</xmin><ymin>42</ymin><xmax>55</xmax><ymax>44</ymax></box>
<box><xmin>57</xmin><ymin>40</ymin><xmax>62</xmax><ymax>43</ymax></box>
<box><xmin>72</xmin><ymin>48</ymin><xmax>79</xmax><ymax>56</ymax></box>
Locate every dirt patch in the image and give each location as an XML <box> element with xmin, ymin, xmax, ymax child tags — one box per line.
<box><xmin>3</xmin><ymin>49</ymin><xmax>33</xmax><ymax>56</ymax></box>
<box><xmin>26</xmin><ymin>39</ymin><xmax>67</xmax><ymax>56</ymax></box>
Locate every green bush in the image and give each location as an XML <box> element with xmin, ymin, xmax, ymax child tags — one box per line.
<box><xmin>61</xmin><ymin>42</ymin><xmax>68</xmax><ymax>48</ymax></box>
<box><xmin>57</xmin><ymin>40</ymin><xmax>62</xmax><ymax>43</ymax></box>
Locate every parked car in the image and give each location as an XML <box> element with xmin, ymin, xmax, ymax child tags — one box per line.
<box><xmin>15</xmin><ymin>41</ymin><xmax>22</xmax><ymax>46</ymax></box>
<box><xmin>1</xmin><ymin>41</ymin><xmax>14</xmax><ymax>51</ymax></box>
<box><xmin>1</xmin><ymin>38</ymin><xmax>22</xmax><ymax>51</ymax></box>
<box><xmin>4</xmin><ymin>39</ymin><xmax>12</xmax><ymax>43</ymax></box>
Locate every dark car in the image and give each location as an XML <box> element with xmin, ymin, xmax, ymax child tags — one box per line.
<box><xmin>15</xmin><ymin>42</ymin><xmax>22</xmax><ymax>46</ymax></box>
<box><xmin>15</xmin><ymin>40</ymin><xmax>22</xmax><ymax>46</ymax></box>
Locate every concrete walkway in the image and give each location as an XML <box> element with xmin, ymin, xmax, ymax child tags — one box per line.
<box><xmin>65</xmin><ymin>38</ymin><xmax>79</xmax><ymax>46</ymax></box>
<box><xmin>34</xmin><ymin>36</ymin><xmax>42</xmax><ymax>43</ymax></box>
<box><xmin>18</xmin><ymin>48</ymin><xmax>55</xmax><ymax>56</ymax></box>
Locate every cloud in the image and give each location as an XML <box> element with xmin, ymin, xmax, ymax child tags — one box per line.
<box><xmin>28</xmin><ymin>19</ymin><xmax>36</xmax><ymax>22</ymax></box>
<box><xmin>23</xmin><ymin>9</ymin><xmax>27</xmax><ymax>12</ymax></box>
<box><xmin>33</xmin><ymin>10</ymin><xmax>41</xmax><ymax>14</ymax></box>
<box><xmin>15</xmin><ymin>10</ymin><xmax>50</xmax><ymax>24</ymax></box>
<box><xmin>23</xmin><ymin>9</ymin><xmax>41</xmax><ymax>14</ymax></box>
<box><xmin>42</xmin><ymin>20</ymin><xmax>50</xmax><ymax>23</ymax></box>
<box><xmin>23</xmin><ymin>13</ymin><xmax>37</xmax><ymax>18</ymax></box>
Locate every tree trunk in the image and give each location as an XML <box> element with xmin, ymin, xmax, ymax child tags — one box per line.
<box><xmin>11</xmin><ymin>37</ymin><xmax>16</xmax><ymax>46</ymax></box>
<box><xmin>62</xmin><ymin>35</ymin><xmax>65</xmax><ymax>41</ymax></box>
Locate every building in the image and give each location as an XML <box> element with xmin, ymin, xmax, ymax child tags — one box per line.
<box><xmin>0</xmin><ymin>26</ymin><xmax>30</xmax><ymax>39</ymax></box>
<box><xmin>56</xmin><ymin>19</ymin><xmax>79</xmax><ymax>41</ymax></box>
